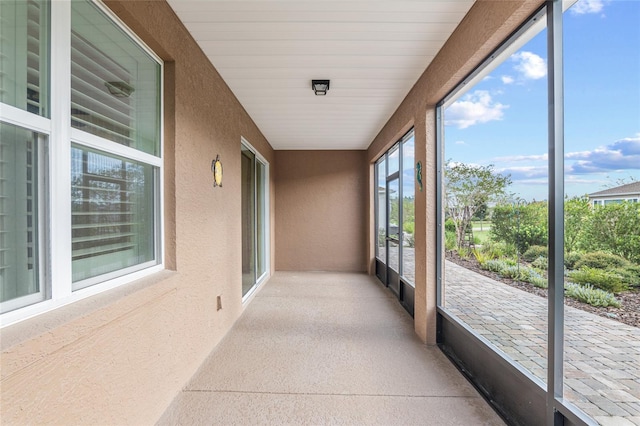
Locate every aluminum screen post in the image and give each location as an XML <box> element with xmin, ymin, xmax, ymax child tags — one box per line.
<box><xmin>547</xmin><ymin>1</ymin><xmax>565</xmax><ymax>424</ymax></box>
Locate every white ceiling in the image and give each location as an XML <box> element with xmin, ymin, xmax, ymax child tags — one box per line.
<box><xmin>166</xmin><ymin>1</ymin><xmax>476</xmax><ymax>150</ymax></box>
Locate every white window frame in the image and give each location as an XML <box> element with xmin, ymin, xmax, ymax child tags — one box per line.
<box><xmin>240</xmin><ymin>137</ymin><xmax>270</xmax><ymax>303</ymax></box>
<box><xmin>1</xmin><ymin>0</ymin><xmax>164</xmax><ymax>327</ymax></box>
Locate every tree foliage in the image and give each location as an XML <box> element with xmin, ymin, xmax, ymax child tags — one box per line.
<box><xmin>579</xmin><ymin>202</ymin><xmax>640</xmax><ymax>263</ymax></box>
<box><xmin>490</xmin><ymin>201</ymin><xmax>547</xmax><ymax>253</ymax></box>
<box><xmin>444</xmin><ymin>161</ymin><xmax>511</xmax><ymax>248</ymax></box>
<box><xmin>564</xmin><ymin>195</ymin><xmax>590</xmax><ymax>253</ymax></box>
<box><xmin>488</xmin><ymin>198</ymin><xmax>639</xmax><ymax>265</ymax></box>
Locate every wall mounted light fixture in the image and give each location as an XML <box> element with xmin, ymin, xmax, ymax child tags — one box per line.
<box><xmin>211</xmin><ymin>155</ymin><xmax>223</xmax><ymax>187</ymax></box>
<box><xmin>311</xmin><ymin>80</ymin><xmax>330</xmax><ymax>96</ymax></box>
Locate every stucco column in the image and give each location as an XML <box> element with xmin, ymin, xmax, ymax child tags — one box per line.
<box><xmin>410</xmin><ymin>110</ymin><xmax>423</xmax><ymax>343</ymax></box>
<box><xmin>413</xmin><ymin>106</ymin><xmax>438</xmax><ymax>345</ymax></box>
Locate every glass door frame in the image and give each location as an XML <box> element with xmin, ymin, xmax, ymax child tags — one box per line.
<box><xmin>241</xmin><ymin>138</ymin><xmax>270</xmax><ymax>302</ymax></box>
<box><xmin>386</xmin><ymin>172</ymin><xmax>401</xmax><ymax>297</ymax></box>
<box><xmin>374</xmin><ymin>128</ymin><xmax>415</xmax><ymax>316</ymax></box>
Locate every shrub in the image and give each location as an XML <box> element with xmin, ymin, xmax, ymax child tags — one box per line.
<box><xmin>504</xmin><ymin>243</ymin><xmax>518</xmax><ymax>258</ymax></box>
<box><xmin>564</xmin><ymin>282</ymin><xmax>621</xmax><ymax>308</ymax></box>
<box><xmin>567</xmin><ymin>267</ymin><xmax>628</xmax><ymax>293</ymax></box>
<box><xmin>500</xmin><ymin>264</ymin><xmax>537</xmax><ymax>282</ymax></box>
<box><xmin>480</xmin><ymin>241</ymin><xmax>505</xmax><ymax>259</ymax></box>
<box><xmin>565</xmin><ymin>196</ymin><xmax>590</xmax><ymax>253</ymax></box>
<box><xmin>564</xmin><ymin>252</ymin><xmax>583</xmax><ymax>270</ymax></box>
<box><xmin>611</xmin><ymin>265</ymin><xmax>640</xmax><ymax>289</ymax></box>
<box><xmin>403</xmin><ymin>222</ymin><xmax>415</xmax><ymax>234</ymax></box>
<box><xmin>491</xmin><ymin>202</ymin><xmax>548</xmax><ymax>253</ymax></box>
<box><xmin>445</xmin><ymin>230</ymin><xmax>457</xmax><ymax>250</ymax></box>
<box><xmin>574</xmin><ymin>251</ymin><xmax>629</xmax><ymax>270</ymax></box>
<box><xmin>530</xmin><ymin>275</ymin><xmax>548</xmax><ymax>289</ymax></box>
<box><xmin>473</xmin><ymin>249</ymin><xmax>488</xmax><ymax>265</ymax></box>
<box><xmin>445</xmin><ymin>218</ymin><xmax>456</xmax><ymax>233</ymax></box>
<box><xmin>457</xmin><ymin>246</ymin><xmax>472</xmax><ymax>259</ymax></box>
<box><xmin>532</xmin><ymin>256</ymin><xmax>548</xmax><ymax>270</ymax></box>
<box><xmin>523</xmin><ymin>245</ymin><xmax>548</xmax><ymax>262</ymax></box>
<box><xmin>518</xmin><ymin>266</ymin><xmax>544</xmax><ymax>283</ymax></box>
<box><xmin>578</xmin><ymin>202</ymin><xmax>640</xmax><ymax>263</ymax></box>
<box><xmin>501</xmin><ymin>265</ymin><xmax>520</xmax><ymax>279</ymax></box>
<box><xmin>481</xmin><ymin>259</ymin><xmax>508</xmax><ymax>273</ymax></box>
<box><xmin>405</xmin><ymin>233</ymin><xmax>415</xmax><ymax>248</ymax></box>
<box><xmin>503</xmin><ymin>257</ymin><xmax>517</xmax><ymax>267</ymax></box>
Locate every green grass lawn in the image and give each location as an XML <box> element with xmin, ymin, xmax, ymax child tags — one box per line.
<box><xmin>473</xmin><ymin>230</ymin><xmax>491</xmax><ymax>244</ymax></box>
<box><xmin>471</xmin><ymin>220</ymin><xmax>491</xmax><ymax>231</ymax></box>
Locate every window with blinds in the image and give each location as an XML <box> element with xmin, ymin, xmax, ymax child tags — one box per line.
<box><xmin>71</xmin><ymin>31</ymin><xmax>135</xmax><ymax>147</ymax></box>
<box><xmin>0</xmin><ymin>0</ymin><xmax>49</xmax><ymax>116</ymax></box>
<box><xmin>71</xmin><ymin>145</ymin><xmax>155</xmax><ymax>286</ymax></box>
<box><xmin>69</xmin><ymin>0</ymin><xmax>161</xmax><ymax>288</ymax></box>
<box><xmin>70</xmin><ymin>0</ymin><xmax>160</xmax><ymax>156</ymax></box>
<box><xmin>1</xmin><ymin>0</ymin><xmax>162</xmax><ymax>317</ymax></box>
<box><xmin>0</xmin><ymin>122</ymin><xmax>44</xmax><ymax>313</ymax></box>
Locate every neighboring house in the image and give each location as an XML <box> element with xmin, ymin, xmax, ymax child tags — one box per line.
<box><xmin>588</xmin><ymin>181</ymin><xmax>640</xmax><ymax>206</ymax></box>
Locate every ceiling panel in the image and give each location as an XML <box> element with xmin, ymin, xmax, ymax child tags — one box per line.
<box><xmin>166</xmin><ymin>0</ymin><xmax>475</xmax><ymax>149</ymax></box>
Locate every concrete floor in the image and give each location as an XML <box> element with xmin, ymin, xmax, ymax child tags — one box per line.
<box><xmin>158</xmin><ymin>272</ymin><xmax>504</xmax><ymax>425</ymax></box>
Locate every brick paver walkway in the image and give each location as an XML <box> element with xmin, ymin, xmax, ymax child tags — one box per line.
<box><xmin>445</xmin><ymin>261</ymin><xmax>640</xmax><ymax>426</ymax></box>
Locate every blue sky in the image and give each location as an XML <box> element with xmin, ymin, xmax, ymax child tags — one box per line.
<box><xmin>444</xmin><ymin>0</ymin><xmax>640</xmax><ymax>201</ymax></box>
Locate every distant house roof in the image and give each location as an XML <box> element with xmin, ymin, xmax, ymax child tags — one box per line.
<box><xmin>589</xmin><ymin>181</ymin><xmax>640</xmax><ymax>198</ymax></box>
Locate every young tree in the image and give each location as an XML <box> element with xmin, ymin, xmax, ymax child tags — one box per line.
<box><xmin>444</xmin><ymin>161</ymin><xmax>511</xmax><ymax>248</ymax></box>
<box><xmin>472</xmin><ymin>202</ymin><xmax>489</xmax><ymax>231</ymax></box>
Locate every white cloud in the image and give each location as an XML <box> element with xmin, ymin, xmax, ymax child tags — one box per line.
<box><xmin>497</xmin><ymin>166</ymin><xmax>548</xmax><ymax>181</ymax></box>
<box><xmin>455</xmin><ymin>140</ymin><xmax>466</xmax><ymax>145</ymax></box>
<box><xmin>445</xmin><ymin>90</ymin><xmax>508</xmax><ymax>129</ymax></box>
<box><xmin>570</xmin><ymin>0</ymin><xmax>605</xmax><ymax>15</ymax></box>
<box><xmin>488</xmin><ymin>134</ymin><xmax>640</xmax><ymax>181</ymax></box>
<box><xmin>565</xmin><ymin>176</ymin><xmax>606</xmax><ymax>185</ymax></box>
<box><xmin>512</xmin><ymin>51</ymin><xmax>547</xmax><ymax>80</ymax></box>
<box><xmin>501</xmin><ymin>75</ymin><xmax>515</xmax><ymax>85</ymax></box>
<box><xmin>494</xmin><ymin>153</ymin><xmax>548</xmax><ymax>162</ymax></box>
<box><xmin>565</xmin><ymin>134</ymin><xmax>640</xmax><ymax>174</ymax></box>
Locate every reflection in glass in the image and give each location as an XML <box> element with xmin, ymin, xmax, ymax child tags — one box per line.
<box><xmin>388</xmin><ymin>241</ymin><xmax>399</xmax><ymax>273</ymax></box>
<box><xmin>388</xmin><ymin>145</ymin><xmax>399</xmax><ymax>175</ymax></box>
<box><xmin>256</xmin><ymin>160</ymin><xmax>266</xmax><ymax>279</ymax></box>
<box><xmin>402</xmin><ymin>135</ymin><xmax>415</xmax><ymax>284</ymax></box>
<box><xmin>0</xmin><ymin>0</ymin><xmax>49</xmax><ymax>116</ymax></box>
<box><xmin>241</xmin><ymin>146</ymin><xmax>256</xmax><ymax>296</ymax></box>
<box><xmin>376</xmin><ymin>159</ymin><xmax>386</xmax><ymax>260</ymax></box>
<box><xmin>71</xmin><ymin>145</ymin><xmax>156</xmax><ymax>286</ymax></box>
<box><xmin>71</xmin><ymin>0</ymin><xmax>160</xmax><ymax>156</ymax></box>
<box><xmin>0</xmin><ymin>122</ymin><xmax>44</xmax><ymax>312</ymax></box>
<box><xmin>388</xmin><ymin>178</ymin><xmax>399</xmax><ymax>272</ymax></box>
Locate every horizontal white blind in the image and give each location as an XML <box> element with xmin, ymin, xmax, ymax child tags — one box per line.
<box><xmin>0</xmin><ymin>0</ymin><xmax>46</xmax><ymax>115</ymax></box>
<box><xmin>70</xmin><ymin>145</ymin><xmax>154</xmax><ymax>285</ymax></box>
<box><xmin>70</xmin><ymin>30</ymin><xmax>135</xmax><ymax>147</ymax></box>
<box><xmin>26</xmin><ymin>0</ymin><xmax>43</xmax><ymax>114</ymax></box>
<box><xmin>0</xmin><ymin>125</ymin><xmax>39</xmax><ymax>306</ymax></box>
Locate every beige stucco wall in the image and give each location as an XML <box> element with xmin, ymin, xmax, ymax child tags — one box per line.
<box><xmin>275</xmin><ymin>150</ymin><xmax>368</xmax><ymax>272</ymax></box>
<box><xmin>1</xmin><ymin>1</ymin><xmax>275</xmax><ymax>424</ymax></box>
<box><xmin>365</xmin><ymin>0</ymin><xmax>545</xmax><ymax>345</ymax></box>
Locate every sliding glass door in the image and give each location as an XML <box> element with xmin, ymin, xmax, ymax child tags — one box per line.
<box><xmin>241</xmin><ymin>141</ymin><xmax>268</xmax><ymax>298</ymax></box>
<box><xmin>374</xmin><ymin>129</ymin><xmax>415</xmax><ymax>315</ymax></box>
